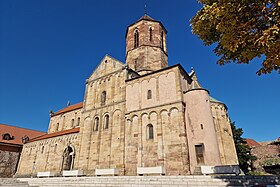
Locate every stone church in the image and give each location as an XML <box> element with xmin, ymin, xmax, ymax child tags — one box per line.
<box><xmin>16</xmin><ymin>15</ymin><xmax>238</xmax><ymax>177</ymax></box>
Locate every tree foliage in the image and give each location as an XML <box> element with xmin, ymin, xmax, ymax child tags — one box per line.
<box><xmin>230</xmin><ymin>122</ymin><xmax>256</xmax><ymax>174</ymax></box>
<box><xmin>191</xmin><ymin>0</ymin><xmax>280</xmax><ymax>75</ymax></box>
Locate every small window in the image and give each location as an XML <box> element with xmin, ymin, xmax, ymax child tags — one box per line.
<box><xmin>94</xmin><ymin>117</ymin><xmax>99</xmax><ymax>131</ymax></box>
<box><xmin>147</xmin><ymin>124</ymin><xmax>154</xmax><ymax>140</ymax></box>
<box><xmin>77</xmin><ymin>117</ymin><xmax>80</xmax><ymax>126</ymax></box>
<box><xmin>134</xmin><ymin>30</ymin><xmax>139</xmax><ymax>48</ymax></box>
<box><xmin>161</xmin><ymin>31</ymin><xmax>164</xmax><ymax>49</ymax></box>
<box><xmin>54</xmin><ymin>144</ymin><xmax>57</xmax><ymax>152</ymax></box>
<box><xmin>71</xmin><ymin>119</ymin><xmax>74</xmax><ymax>127</ymax></box>
<box><xmin>41</xmin><ymin>146</ymin><xmax>44</xmax><ymax>153</ymax></box>
<box><xmin>149</xmin><ymin>27</ymin><xmax>153</xmax><ymax>42</ymax></box>
<box><xmin>56</xmin><ymin>123</ymin><xmax>59</xmax><ymax>131</ymax></box>
<box><xmin>134</xmin><ymin>59</ymin><xmax>138</xmax><ymax>70</ymax></box>
<box><xmin>29</xmin><ymin>148</ymin><xmax>32</xmax><ymax>155</ymax></box>
<box><xmin>101</xmin><ymin>91</ymin><xmax>106</xmax><ymax>106</ymax></box>
<box><xmin>200</xmin><ymin>124</ymin><xmax>204</xmax><ymax>130</ymax></box>
<box><xmin>147</xmin><ymin>90</ymin><xmax>152</xmax><ymax>99</ymax></box>
<box><xmin>104</xmin><ymin>115</ymin><xmax>109</xmax><ymax>129</ymax></box>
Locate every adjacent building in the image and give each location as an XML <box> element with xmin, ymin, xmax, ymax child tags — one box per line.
<box><xmin>246</xmin><ymin>138</ymin><xmax>280</xmax><ymax>175</ymax></box>
<box><xmin>0</xmin><ymin>124</ymin><xmax>45</xmax><ymax>177</ymax></box>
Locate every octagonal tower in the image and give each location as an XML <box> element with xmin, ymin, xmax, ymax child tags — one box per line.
<box><xmin>126</xmin><ymin>14</ymin><xmax>168</xmax><ymax>75</ymax></box>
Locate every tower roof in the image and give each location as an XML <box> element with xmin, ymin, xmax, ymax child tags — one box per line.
<box><xmin>189</xmin><ymin>68</ymin><xmax>203</xmax><ymax>89</ymax></box>
<box><xmin>125</xmin><ymin>14</ymin><xmax>167</xmax><ymax>38</ymax></box>
<box><xmin>51</xmin><ymin>102</ymin><xmax>83</xmax><ymax>117</ymax></box>
<box><xmin>209</xmin><ymin>96</ymin><xmax>228</xmax><ymax>110</ymax></box>
<box><xmin>138</xmin><ymin>14</ymin><xmax>155</xmax><ymax>21</ymax></box>
<box><xmin>209</xmin><ymin>96</ymin><xmax>223</xmax><ymax>103</ymax></box>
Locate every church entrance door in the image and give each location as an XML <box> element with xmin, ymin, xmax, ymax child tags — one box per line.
<box><xmin>195</xmin><ymin>144</ymin><xmax>205</xmax><ymax>165</ymax></box>
<box><xmin>62</xmin><ymin>146</ymin><xmax>74</xmax><ymax>171</ymax></box>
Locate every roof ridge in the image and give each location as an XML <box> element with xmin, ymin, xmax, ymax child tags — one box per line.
<box><xmin>52</xmin><ymin>102</ymin><xmax>83</xmax><ymax>116</ymax></box>
<box><xmin>29</xmin><ymin>127</ymin><xmax>80</xmax><ymax>142</ymax></box>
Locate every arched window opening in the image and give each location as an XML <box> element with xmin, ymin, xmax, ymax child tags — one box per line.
<box><xmin>149</xmin><ymin>27</ymin><xmax>153</xmax><ymax>42</ymax></box>
<box><xmin>134</xmin><ymin>30</ymin><xmax>139</xmax><ymax>48</ymax></box>
<box><xmin>147</xmin><ymin>90</ymin><xmax>152</xmax><ymax>99</ymax></box>
<box><xmin>41</xmin><ymin>146</ymin><xmax>44</xmax><ymax>153</ymax></box>
<box><xmin>71</xmin><ymin>119</ymin><xmax>74</xmax><ymax>127</ymax></box>
<box><xmin>56</xmin><ymin>123</ymin><xmax>59</xmax><ymax>132</ymax></box>
<box><xmin>104</xmin><ymin>115</ymin><xmax>109</xmax><ymax>129</ymax></box>
<box><xmin>147</xmin><ymin>124</ymin><xmax>154</xmax><ymax>140</ymax></box>
<box><xmin>94</xmin><ymin>117</ymin><xmax>99</xmax><ymax>131</ymax></box>
<box><xmin>101</xmin><ymin>91</ymin><xmax>106</xmax><ymax>106</ymax></box>
<box><xmin>134</xmin><ymin>59</ymin><xmax>138</xmax><ymax>70</ymax></box>
<box><xmin>54</xmin><ymin>144</ymin><xmax>57</xmax><ymax>153</ymax></box>
<box><xmin>161</xmin><ymin>31</ymin><xmax>164</xmax><ymax>49</ymax></box>
<box><xmin>77</xmin><ymin>117</ymin><xmax>80</xmax><ymax>126</ymax></box>
<box><xmin>62</xmin><ymin>146</ymin><xmax>75</xmax><ymax>171</ymax></box>
<box><xmin>200</xmin><ymin>124</ymin><xmax>204</xmax><ymax>130</ymax></box>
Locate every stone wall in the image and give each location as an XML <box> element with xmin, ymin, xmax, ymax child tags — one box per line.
<box><xmin>211</xmin><ymin>102</ymin><xmax>239</xmax><ymax>165</ymax></box>
<box><xmin>16</xmin><ymin>133</ymin><xmax>80</xmax><ymax>177</ymax></box>
<box><xmin>184</xmin><ymin>90</ymin><xmax>222</xmax><ymax>174</ymax></box>
<box><xmin>126</xmin><ymin>67</ymin><xmax>180</xmax><ymax>112</ymax></box>
<box><xmin>0</xmin><ymin>149</ymin><xmax>20</xmax><ymax>177</ymax></box>
<box><xmin>124</xmin><ymin>66</ymin><xmax>190</xmax><ymax>175</ymax></box>
<box><xmin>78</xmin><ymin>55</ymin><xmax>127</xmax><ymax>175</ymax></box>
<box><xmin>78</xmin><ymin>103</ymin><xmax>126</xmax><ymax>175</ymax></box>
<box><xmin>48</xmin><ymin>108</ymin><xmax>82</xmax><ymax>133</ymax></box>
<box><xmin>84</xmin><ymin>55</ymin><xmax>126</xmax><ymax>111</ymax></box>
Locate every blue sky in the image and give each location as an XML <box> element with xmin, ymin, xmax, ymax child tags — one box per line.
<box><xmin>0</xmin><ymin>0</ymin><xmax>279</xmax><ymax>142</ymax></box>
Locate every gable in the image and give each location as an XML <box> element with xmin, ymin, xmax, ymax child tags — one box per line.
<box><xmin>88</xmin><ymin>55</ymin><xmax>124</xmax><ymax>81</ymax></box>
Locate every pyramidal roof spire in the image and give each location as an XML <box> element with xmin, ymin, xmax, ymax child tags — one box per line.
<box><xmin>144</xmin><ymin>4</ymin><xmax>147</xmax><ymax>15</ymax></box>
<box><xmin>189</xmin><ymin>68</ymin><xmax>203</xmax><ymax>89</ymax></box>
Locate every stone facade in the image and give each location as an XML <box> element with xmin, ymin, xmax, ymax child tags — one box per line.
<box><xmin>16</xmin><ymin>14</ymin><xmax>238</xmax><ymax>177</ymax></box>
<box><xmin>210</xmin><ymin>101</ymin><xmax>239</xmax><ymax>165</ymax></box>
<box><xmin>48</xmin><ymin>106</ymin><xmax>82</xmax><ymax>133</ymax></box>
<box><xmin>17</xmin><ymin>132</ymin><xmax>80</xmax><ymax>176</ymax></box>
<box><xmin>0</xmin><ymin>150</ymin><xmax>20</xmax><ymax>177</ymax></box>
<box><xmin>126</xmin><ymin>15</ymin><xmax>168</xmax><ymax>75</ymax></box>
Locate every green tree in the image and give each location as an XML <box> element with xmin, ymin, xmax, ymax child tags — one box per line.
<box><xmin>191</xmin><ymin>0</ymin><xmax>280</xmax><ymax>75</ymax></box>
<box><xmin>230</xmin><ymin>122</ymin><xmax>256</xmax><ymax>174</ymax></box>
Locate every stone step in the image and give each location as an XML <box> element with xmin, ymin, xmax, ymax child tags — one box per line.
<box><xmin>0</xmin><ymin>178</ymin><xmax>30</xmax><ymax>187</ymax></box>
<box><xmin>193</xmin><ymin>166</ymin><xmax>202</xmax><ymax>175</ymax></box>
<box><xmin>19</xmin><ymin>180</ymin><xmax>227</xmax><ymax>186</ymax></box>
<box><xmin>23</xmin><ymin>180</ymin><xmax>227</xmax><ymax>185</ymax></box>
<box><xmin>17</xmin><ymin>176</ymin><xmax>280</xmax><ymax>187</ymax></box>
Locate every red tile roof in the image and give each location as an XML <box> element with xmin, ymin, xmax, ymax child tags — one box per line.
<box><xmin>52</xmin><ymin>102</ymin><xmax>83</xmax><ymax>116</ymax></box>
<box><xmin>246</xmin><ymin>138</ymin><xmax>261</xmax><ymax>147</ymax></box>
<box><xmin>29</xmin><ymin>127</ymin><xmax>80</xmax><ymax>142</ymax></box>
<box><xmin>0</xmin><ymin>124</ymin><xmax>46</xmax><ymax>145</ymax></box>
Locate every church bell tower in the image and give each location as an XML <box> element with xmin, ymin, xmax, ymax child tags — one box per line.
<box><xmin>125</xmin><ymin>14</ymin><xmax>168</xmax><ymax>75</ymax></box>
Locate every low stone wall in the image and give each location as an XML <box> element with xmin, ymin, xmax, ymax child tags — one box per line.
<box><xmin>0</xmin><ymin>150</ymin><xmax>20</xmax><ymax>177</ymax></box>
